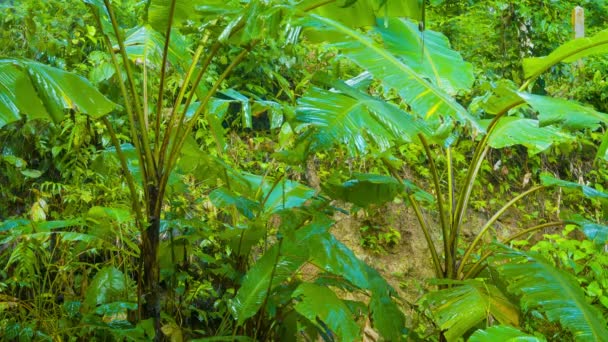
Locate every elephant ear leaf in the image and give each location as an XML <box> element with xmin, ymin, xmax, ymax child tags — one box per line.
<box><xmin>0</xmin><ymin>59</ymin><xmax>118</xmax><ymax>128</ymax></box>
<box><xmin>300</xmin><ymin>14</ymin><xmax>481</xmax><ymax>132</ymax></box>
<box><xmin>376</xmin><ymin>18</ymin><xmax>475</xmax><ymax>96</ymax></box>
<box><xmin>490</xmin><ymin>245</ymin><xmax>608</xmax><ymax>341</ymax></box>
<box><xmin>292</xmin><ymin>283</ymin><xmax>361</xmax><ymax>342</ymax></box>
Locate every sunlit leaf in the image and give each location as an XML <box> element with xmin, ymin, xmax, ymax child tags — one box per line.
<box><xmin>0</xmin><ymin>59</ymin><xmax>118</xmax><ymax>128</ymax></box>
<box><xmin>300</xmin><ymin>14</ymin><xmax>481</xmax><ymax>131</ymax></box>
<box><xmin>485</xmin><ymin>117</ymin><xmax>572</xmax><ymax>154</ymax></box>
<box><xmin>377</xmin><ymin>18</ymin><xmax>474</xmax><ymax>95</ymax></box>
<box><xmin>523</xmin><ymin>29</ymin><xmax>608</xmax><ymax>81</ymax></box>
<box><xmin>517</xmin><ymin>92</ymin><xmax>608</xmax><ymax>130</ymax></box>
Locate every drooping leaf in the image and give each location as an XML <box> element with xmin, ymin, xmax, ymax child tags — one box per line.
<box><xmin>377</xmin><ymin>18</ymin><xmax>475</xmax><ymax>95</ymax></box>
<box><xmin>292</xmin><ymin>283</ymin><xmax>361</xmax><ymax>342</ymax></box>
<box><xmin>0</xmin><ymin>59</ymin><xmax>118</xmax><ymax>128</ymax></box>
<box><xmin>85</xmin><ymin>266</ymin><xmax>129</xmax><ymax>308</ymax></box>
<box><xmin>523</xmin><ymin>29</ymin><xmax>608</xmax><ymax>81</ymax></box>
<box><xmin>485</xmin><ymin>117</ymin><xmax>572</xmax><ymax>154</ymax></box>
<box><xmin>490</xmin><ymin>245</ymin><xmax>608</xmax><ymax>341</ymax></box>
<box><xmin>423</xmin><ymin>280</ymin><xmax>520</xmax><ymax>342</ymax></box>
<box><xmin>517</xmin><ymin>92</ymin><xmax>608</xmax><ymax>131</ymax></box>
<box><xmin>468</xmin><ymin>325</ymin><xmax>546</xmax><ymax>342</ymax></box>
<box><xmin>322</xmin><ymin>173</ymin><xmax>403</xmax><ymax>207</ymax></box>
<box><xmin>540</xmin><ymin>173</ymin><xmax>608</xmax><ymax>200</ymax></box>
<box><xmin>300</xmin><ymin>14</ymin><xmax>481</xmax><ymax>131</ymax></box>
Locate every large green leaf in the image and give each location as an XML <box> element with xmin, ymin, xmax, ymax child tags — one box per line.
<box><xmin>540</xmin><ymin>173</ymin><xmax>608</xmax><ymax>201</ymax></box>
<box><xmin>292</xmin><ymin>283</ymin><xmax>361</xmax><ymax>342</ymax></box>
<box><xmin>300</xmin><ymin>14</ymin><xmax>481</xmax><ymax>131</ymax></box>
<box><xmin>230</xmin><ymin>246</ymin><xmax>304</xmax><ymax>325</ymax></box>
<box><xmin>377</xmin><ymin>18</ymin><xmax>474</xmax><ymax>95</ymax></box>
<box><xmin>423</xmin><ymin>280</ymin><xmax>520</xmax><ymax>342</ymax></box>
<box><xmin>299</xmin><ymin>0</ymin><xmax>420</xmax><ymax>28</ymax></box>
<box><xmin>147</xmin><ymin>0</ymin><xmax>205</xmax><ymax>33</ymax></box>
<box><xmin>121</xmin><ymin>25</ymin><xmax>189</xmax><ymax>70</ymax></box>
<box><xmin>468</xmin><ymin>325</ymin><xmax>545</xmax><ymax>342</ymax></box>
<box><xmin>523</xmin><ymin>29</ymin><xmax>608</xmax><ymax>81</ymax></box>
<box><xmin>485</xmin><ymin>117</ymin><xmax>572</xmax><ymax>154</ymax></box>
<box><xmin>322</xmin><ymin>173</ymin><xmax>403</xmax><ymax>207</ymax></box>
<box><xmin>0</xmin><ymin>59</ymin><xmax>118</xmax><ymax>128</ymax></box>
<box><xmin>568</xmin><ymin>216</ymin><xmax>608</xmax><ymax>246</ymax></box>
<box><xmin>296</xmin><ymin>77</ymin><xmax>431</xmax><ymax>154</ymax></box>
<box><xmin>490</xmin><ymin>245</ymin><xmax>608</xmax><ymax>341</ymax></box>
<box><xmin>517</xmin><ymin>92</ymin><xmax>608</xmax><ymax>130</ymax></box>
<box><xmin>85</xmin><ymin>266</ymin><xmax>129</xmax><ymax>308</ymax></box>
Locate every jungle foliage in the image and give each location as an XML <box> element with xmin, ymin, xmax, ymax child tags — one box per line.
<box><xmin>1</xmin><ymin>0</ymin><xmax>608</xmax><ymax>341</ymax></box>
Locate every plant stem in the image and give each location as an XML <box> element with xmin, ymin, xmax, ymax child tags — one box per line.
<box><xmin>457</xmin><ymin>185</ymin><xmax>545</xmax><ymax>277</ymax></box>
<box><xmin>463</xmin><ymin>221</ymin><xmax>566</xmax><ymax>279</ymax></box>
<box><xmin>419</xmin><ymin>134</ymin><xmax>451</xmax><ymax>278</ymax></box>
<box><xmin>154</xmin><ymin>0</ymin><xmax>178</xmax><ymax>156</ymax></box>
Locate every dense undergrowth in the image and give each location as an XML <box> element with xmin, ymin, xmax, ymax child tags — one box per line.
<box><xmin>1</xmin><ymin>0</ymin><xmax>608</xmax><ymax>341</ymax></box>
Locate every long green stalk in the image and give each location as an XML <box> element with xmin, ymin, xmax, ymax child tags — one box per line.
<box><xmin>419</xmin><ymin>134</ymin><xmax>452</xmax><ymax>278</ymax></box>
<box><xmin>456</xmin><ymin>185</ymin><xmax>545</xmax><ymax>277</ymax></box>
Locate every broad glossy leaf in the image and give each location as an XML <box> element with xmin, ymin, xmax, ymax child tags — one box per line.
<box><xmin>121</xmin><ymin>25</ymin><xmax>189</xmax><ymax>70</ymax></box>
<box><xmin>292</xmin><ymin>283</ymin><xmax>360</xmax><ymax>341</ymax></box>
<box><xmin>0</xmin><ymin>59</ymin><xmax>118</xmax><ymax>128</ymax></box>
<box><xmin>85</xmin><ymin>266</ymin><xmax>129</xmax><ymax>308</ymax></box>
<box><xmin>301</xmin><ymin>14</ymin><xmax>481</xmax><ymax>131</ymax></box>
<box><xmin>485</xmin><ymin>117</ymin><xmax>572</xmax><ymax>154</ymax></box>
<box><xmin>517</xmin><ymin>92</ymin><xmax>608</xmax><ymax>130</ymax></box>
<box><xmin>491</xmin><ymin>245</ymin><xmax>608</xmax><ymax>341</ymax></box>
<box><xmin>322</xmin><ymin>173</ymin><xmax>403</xmax><ymax>207</ymax></box>
<box><xmin>523</xmin><ymin>29</ymin><xmax>608</xmax><ymax>81</ymax></box>
<box><xmin>377</xmin><ymin>18</ymin><xmax>474</xmax><ymax>95</ymax></box>
<box><xmin>230</xmin><ymin>231</ymin><xmax>310</xmax><ymax>325</ymax></box>
<box><xmin>468</xmin><ymin>325</ymin><xmax>545</xmax><ymax>342</ymax></box>
<box><xmin>540</xmin><ymin>173</ymin><xmax>608</xmax><ymax>200</ymax></box>
<box><xmin>299</xmin><ymin>0</ymin><xmax>420</xmax><ymax>28</ymax></box>
<box><xmin>423</xmin><ymin>280</ymin><xmax>520</xmax><ymax>342</ymax></box>
<box><xmin>297</xmin><ymin>80</ymin><xmax>430</xmax><ymax>154</ymax></box>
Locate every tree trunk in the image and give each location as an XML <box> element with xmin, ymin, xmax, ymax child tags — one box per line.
<box><xmin>142</xmin><ymin>186</ymin><xmax>162</xmax><ymax>341</ymax></box>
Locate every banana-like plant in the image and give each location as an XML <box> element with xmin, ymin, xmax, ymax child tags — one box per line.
<box><xmin>294</xmin><ymin>14</ymin><xmax>608</xmax><ymax>341</ymax></box>
<box><xmin>0</xmin><ymin>0</ymin><xmax>424</xmax><ymax>340</ymax></box>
